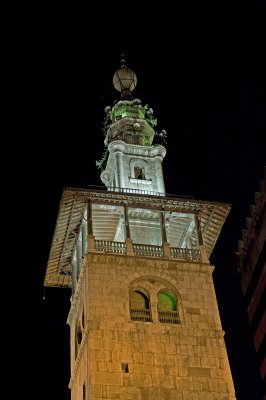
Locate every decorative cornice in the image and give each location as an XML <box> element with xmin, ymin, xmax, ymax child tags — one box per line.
<box><xmin>87</xmin><ymin>252</ymin><xmax>214</xmax><ymax>274</ymax></box>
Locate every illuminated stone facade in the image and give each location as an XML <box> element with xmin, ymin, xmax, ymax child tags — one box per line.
<box><xmin>45</xmin><ymin>64</ymin><xmax>237</xmax><ymax>399</ymax></box>
<box><xmin>67</xmin><ymin>253</ymin><xmax>236</xmax><ymax>400</ymax></box>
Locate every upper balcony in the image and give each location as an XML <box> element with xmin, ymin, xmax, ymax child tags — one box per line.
<box><xmin>44</xmin><ymin>186</ymin><xmax>231</xmax><ymax>288</ymax></box>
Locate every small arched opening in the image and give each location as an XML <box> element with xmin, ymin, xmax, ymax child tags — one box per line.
<box><xmin>157</xmin><ymin>289</ymin><xmax>180</xmax><ymax>324</ymax></box>
<box><xmin>129</xmin><ymin>289</ymin><xmax>152</xmax><ymax>322</ymax></box>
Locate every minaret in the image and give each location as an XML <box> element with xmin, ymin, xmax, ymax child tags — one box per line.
<box><xmin>99</xmin><ymin>56</ymin><xmax>166</xmax><ymax>195</ymax></box>
<box><xmin>44</xmin><ymin>61</ymin><xmax>237</xmax><ymax>400</ymax></box>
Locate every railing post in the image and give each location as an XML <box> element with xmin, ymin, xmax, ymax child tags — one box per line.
<box><xmin>160</xmin><ymin>209</ymin><xmax>170</xmax><ymax>257</ymax></box>
<box><xmin>76</xmin><ymin>235</ymin><xmax>82</xmax><ymax>277</ymax></box>
<box><xmin>199</xmin><ymin>245</ymin><xmax>209</xmax><ymax>263</ymax></box>
<box><xmin>87</xmin><ymin>200</ymin><xmax>95</xmax><ymax>251</ymax></box>
<box><xmin>124</xmin><ymin>203</ymin><xmax>131</xmax><ymax>239</ymax></box>
<box><xmin>194</xmin><ymin>213</ymin><xmax>203</xmax><ymax>245</ymax></box>
<box><xmin>81</xmin><ymin>221</ymin><xmax>87</xmax><ymax>257</ymax></box>
<box><xmin>124</xmin><ymin>202</ymin><xmax>134</xmax><ymax>255</ymax></box>
<box><xmin>160</xmin><ymin>209</ymin><xmax>167</xmax><ymax>243</ymax></box>
<box><xmin>126</xmin><ymin>238</ymin><xmax>134</xmax><ymax>256</ymax></box>
<box><xmin>194</xmin><ymin>213</ymin><xmax>209</xmax><ymax>263</ymax></box>
<box><xmin>71</xmin><ymin>259</ymin><xmax>77</xmax><ymax>294</ymax></box>
<box><xmin>163</xmin><ymin>242</ymin><xmax>171</xmax><ymax>258</ymax></box>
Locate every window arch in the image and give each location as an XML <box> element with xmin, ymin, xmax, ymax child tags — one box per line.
<box><xmin>157</xmin><ymin>289</ymin><xmax>180</xmax><ymax>324</ymax></box>
<box><xmin>130</xmin><ymin>159</ymin><xmax>148</xmax><ymax>180</ymax></box>
<box><xmin>128</xmin><ymin>276</ymin><xmax>184</xmax><ymax>325</ymax></box>
<box><xmin>158</xmin><ymin>291</ymin><xmax>177</xmax><ymax>311</ymax></box>
<box><xmin>134</xmin><ymin>165</ymin><xmax>145</xmax><ymax>180</ymax></box>
<box><xmin>129</xmin><ymin>289</ymin><xmax>152</xmax><ymax>322</ymax></box>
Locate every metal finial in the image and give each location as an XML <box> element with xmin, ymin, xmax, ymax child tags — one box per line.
<box><xmin>120</xmin><ymin>53</ymin><xmax>126</xmax><ymax>69</ymax></box>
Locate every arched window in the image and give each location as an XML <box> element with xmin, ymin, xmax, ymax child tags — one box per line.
<box><xmin>130</xmin><ymin>159</ymin><xmax>147</xmax><ymax>180</ymax></box>
<box><xmin>134</xmin><ymin>166</ymin><xmax>145</xmax><ymax>180</ymax></box>
<box><xmin>157</xmin><ymin>289</ymin><xmax>180</xmax><ymax>324</ymax></box>
<box><xmin>129</xmin><ymin>289</ymin><xmax>151</xmax><ymax>322</ymax></box>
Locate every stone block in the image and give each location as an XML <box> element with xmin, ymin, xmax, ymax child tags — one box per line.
<box><xmin>188</xmin><ymin>367</ymin><xmax>211</xmax><ymax>377</ymax></box>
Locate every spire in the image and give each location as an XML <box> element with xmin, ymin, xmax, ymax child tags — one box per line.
<box><xmin>96</xmin><ymin>60</ymin><xmax>168</xmax><ymax>173</ymax></box>
<box><xmin>120</xmin><ymin>53</ymin><xmax>126</xmax><ymax>68</ymax></box>
<box><xmin>112</xmin><ymin>54</ymin><xmax>137</xmax><ymax>100</ymax></box>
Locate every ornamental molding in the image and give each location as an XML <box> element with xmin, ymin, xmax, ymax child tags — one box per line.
<box><xmin>87</xmin><ymin>252</ymin><xmax>213</xmax><ymax>274</ymax></box>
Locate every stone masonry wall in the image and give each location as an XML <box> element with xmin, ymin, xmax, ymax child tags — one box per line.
<box><xmin>69</xmin><ymin>253</ymin><xmax>236</xmax><ymax>400</ymax></box>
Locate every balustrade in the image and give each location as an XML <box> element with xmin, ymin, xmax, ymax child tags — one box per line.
<box><xmin>158</xmin><ymin>310</ymin><xmax>181</xmax><ymax>324</ymax></box>
<box><xmin>130</xmin><ymin>308</ymin><xmax>152</xmax><ymax>322</ymax></box>
<box><xmin>93</xmin><ymin>239</ymin><xmax>201</xmax><ymax>261</ymax></box>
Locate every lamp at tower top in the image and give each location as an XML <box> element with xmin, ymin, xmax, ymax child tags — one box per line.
<box><xmin>112</xmin><ymin>55</ymin><xmax>137</xmax><ymax>100</ymax></box>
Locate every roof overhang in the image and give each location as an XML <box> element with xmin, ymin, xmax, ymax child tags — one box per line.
<box><xmin>44</xmin><ymin>186</ymin><xmax>231</xmax><ymax>288</ymax></box>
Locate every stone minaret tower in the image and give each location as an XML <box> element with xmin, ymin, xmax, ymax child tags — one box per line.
<box><xmin>44</xmin><ymin>60</ymin><xmax>237</xmax><ymax>399</ymax></box>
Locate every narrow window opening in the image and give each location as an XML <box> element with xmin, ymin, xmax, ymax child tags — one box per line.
<box><xmin>134</xmin><ymin>166</ymin><xmax>145</xmax><ymax>180</ymax></box>
<box><xmin>82</xmin><ymin>383</ymin><xmax>86</xmax><ymax>400</ymax></box>
<box><xmin>121</xmin><ymin>363</ymin><xmax>129</xmax><ymax>373</ymax></box>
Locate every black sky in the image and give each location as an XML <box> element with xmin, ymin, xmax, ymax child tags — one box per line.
<box><xmin>3</xmin><ymin>2</ymin><xmax>266</xmax><ymax>399</ymax></box>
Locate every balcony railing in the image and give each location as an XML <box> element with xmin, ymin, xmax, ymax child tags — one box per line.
<box><xmin>158</xmin><ymin>310</ymin><xmax>181</xmax><ymax>324</ymax></box>
<box><xmin>133</xmin><ymin>244</ymin><xmax>164</xmax><ymax>257</ymax></box>
<box><xmin>107</xmin><ymin>186</ymin><xmax>165</xmax><ymax>197</ymax></box>
<box><xmin>130</xmin><ymin>308</ymin><xmax>152</xmax><ymax>322</ymax></box>
<box><xmin>93</xmin><ymin>240</ymin><xmax>201</xmax><ymax>261</ymax></box>
<box><xmin>95</xmin><ymin>240</ymin><xmax>126</xmax><ymax>254</ymax></box>
<box><xmin>170</xmin><ymin>247</ymin><xmax>201</xmax><ymax>261</ymax></box>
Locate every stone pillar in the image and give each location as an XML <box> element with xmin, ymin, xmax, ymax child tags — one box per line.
<box><xmin>194</xmin><ymin>213</ymin><xmax>203</xmax><ymax>245</ymax></box>
<box><xmin>150</xmin><ymin>289</ymin><xmax>159</xmax><ymax>323</ymax></box>
<box><xmin>124</xmin><ymin>203</ymin><xmax>131</xmax><ymax>239</ymax></box>
<box><xmin>115</xmin><ymin>151</ymin><xmax>124</xmax><ymax>189</ymax></box>
<box><xmin>81</xmin><ymin>221</ymin><xmax>87</xmax><ymax>257</ymax></box>
<box><xmin>76</xmin><ymin>235</ymin><xmax>82</xmax><ymax>277</ymax></box>
<box><xmin>195</xmin><ymin>213</ymin><xmax>209</xmax><ymax>263</ymax></box>
<box><xmin>124</xmin><ymin>203</ymin><xmax>134</xmax><ymax>255</ymax></box>
<box><xmin>155</xmin><ymin>156</ymin><xmax>165</xmax><ymax>194</ymax></box>
<box><xmin>160</xmin><ymin>209</ymin><xmax>167</xmax><ymax>243</ymax></box>
<box><xmin>87</xmin><ymin>200</ymin><xmax>95</xmax><ymax>251</ymax></box>
<box><xmin>160</xmin><ymin>210</ymin><xmax>170</xmax><ymax>257</ymax></box>
<box><xmin>71</xmin><ymin>258</ymin><xmax>77</xmax><ymax>294</ymax></box>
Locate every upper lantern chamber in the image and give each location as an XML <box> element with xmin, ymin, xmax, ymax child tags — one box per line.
<box><xmin>113</xmin><ymin>66</ymin><xmax>137</xmax><ymax>99</ymax></box>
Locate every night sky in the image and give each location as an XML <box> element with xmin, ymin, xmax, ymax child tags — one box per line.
<box><xmin>3</xmin><ymin>2</ymin><xmax>266</xmax><ymax>400</ymax></box>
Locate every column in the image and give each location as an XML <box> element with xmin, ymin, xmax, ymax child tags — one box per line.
<box><xmin>124</xmin><ymin>203</ymin><xmax>134</xmax><ymax>255</ymax></box>
<box><xmin>81</xmin><ymin>221</ymin><xmax>87</xmax><ymax>257</ymax></box>
<box><xmin>155</xmin><ymin>156</ymin><xmax>165</xmax><ymax>194</ymax></box>
<box><xmin>71</xmin><ymin>257</ymin><xmax>77</xmax><ymax>294</ymax></box>
<box><xmin>115</xmin><ymin>151</ymin><xmax>124</xmax><ymax>189</ymax></box>
<box><xmin>160</xmin><ymin>209</ymin><xmax>170</xmax><ymax>257</ymax></box>
<box><xmin>194</xmin><ymin>213</ymin><xmax>203</xmax><ymax>245</ymax></box>
<box><xmin>194</xmin><ymin>213</ymin><xmax>208</xmax><ymax>263</ymax></box>
<box><xmin>76</xmin><ymin>235</ymin><xmax>82</xmax><ymax>277</ymax></box>
<box><xmin>87</xmin><ymin>199</ymin><xmax>95</xmax><ymax>251</ymax></box>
